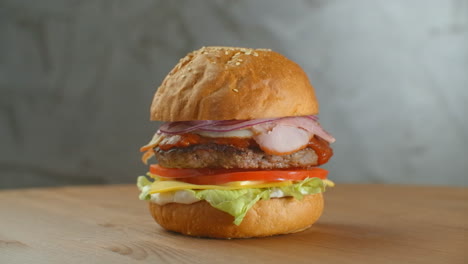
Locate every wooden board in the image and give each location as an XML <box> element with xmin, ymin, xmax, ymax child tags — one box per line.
<box><xmin>0</xmin><ymin>184</ymin><xmax>466</xmax><ymax>264</ymax></box>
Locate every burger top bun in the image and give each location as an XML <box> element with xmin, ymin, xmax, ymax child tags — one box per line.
<box><xmin>151</xmin><ymin>46</ymin><xmax>319</xmax><ymax>121</ymax></box>
<box><xmin>149</xmin><ymin>193</ymin><xmax>324</xmax><ymax>239</ymax></box>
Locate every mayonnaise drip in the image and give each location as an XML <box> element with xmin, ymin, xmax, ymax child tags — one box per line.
<box><xmin>194</xmin><ymin>129</ymin><xmax>253</xmax><ymax>138</ymax></box>
<box><xmin>150</xmin><ymin>190</ymin><xmax>200</xmax><ymax>205</ymax></box>
<box><xmin>150</xmin><ymin>188</ymin><xmax>296</xmax><ymax>205</ymax></box>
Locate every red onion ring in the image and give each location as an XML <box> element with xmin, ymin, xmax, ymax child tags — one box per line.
<box><xmin>159</xmin><ymin>120</ymin><xmax>221</xmax><ymax>134</ymax></box>
<box><xmin>305</xmin><ymin>115</ymin><xmax>319</xmax><ymax>121</ymax></box>
<box><xmin>157</xmin><ymin>115</ymin><xmax>332</xmax><ymax>142</ymax></box>
<box><xmin>197</xmin><ymin>118</ymin><xmax>277</xmax><ymax>132</ymax></box>
<box><xmin>159</xmin><ymin>118</ymin><xmax>281</xmax><ymax>134</ymax></box>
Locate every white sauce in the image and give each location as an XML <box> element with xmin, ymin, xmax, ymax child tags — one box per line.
<box><xmin>269</xmin><ymin>188</ymin><xmax>285</xmax><ymax>198</ymax></box>
<box><xmin>195</xmin><ymin>129</ymin><xmax>253</xmax><ymax>138</ymax></box>
<box><xmin>150</xmin><ymin>190</ymin><xmax>200</xmax><ymax>205</ymax></box>
<box><xmin>150</xmin><ymin>189</ymin><xmax>295</xmax><ymax>205</ymax></box>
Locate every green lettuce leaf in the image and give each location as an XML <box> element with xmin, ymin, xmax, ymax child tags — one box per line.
<box><xmin>191</xmin><ymin>188</ymin><xmax>271</xmax><ymax>225</ymax></box>
<box><xmin>137</xmin><ymin>176</ymin><xmax>329</xmax><ymax>225</ymax></box>
<box><xmin>137</xmin><ymin>176</ymin><xmax>152</xmax><ymax>200</ymax></box>
<box><xmin>277</xmin><ymin>177</ymin><xmax>325</xmax><ymax>200</ymax></box>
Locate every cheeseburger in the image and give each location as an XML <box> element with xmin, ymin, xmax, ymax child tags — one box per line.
<box><xmin>137</xmin><ymin>46</ymin><xmax>335</xmax><ymax>238</ymax></box>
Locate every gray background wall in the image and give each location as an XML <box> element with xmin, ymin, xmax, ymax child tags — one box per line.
<box><xmin>1</xmin><ymin>0</ymin><xmax>467</xmax><ymax>189</ymax></box>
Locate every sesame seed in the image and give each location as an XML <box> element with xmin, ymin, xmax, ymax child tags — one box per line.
<box><xmin>235</xmin><ymin>62</ymin><xmax>240</xmax><ymax>65</ymax></box>
<box><xmin>181</xmin><ymin>75</ymin><xmax>186</xmax><ymax>78</ymax></box>
<box><xmin>253</xmin><ymin>52</ymin><xmax>259</xmax><ymax>56</ymax></box>
<box><xmin>238</xmin><ymin>59</ymin><xmax>243</xmax><ymax>62</ymax></box>
<box><xmin>225</xmin><ymin>51</ymin><xmax>229</xmax><ymax>55</ymax></box>
<box><xmin>232</xmin><ymin>88</ymin><xmax>239</xmax><ymax>93</ymax></box>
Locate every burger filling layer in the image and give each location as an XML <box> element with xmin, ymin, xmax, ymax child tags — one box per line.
<box><xmin>137</xmin><ymin>175</ymin><xmax>334</xmax><ymax>225</ymax></box>
<box><xmin>154</xmin><ymin>138</ymin><xmax>331</xmax><ymax>169</ymax></box>
<box><xmin>148</xmin><ymin>185</ymin><xmax>328</xmax><ymax>206</ymax></box>
<box><xmin>140</xmin><ymin>116</ymin><xmax>335</xmax><ymax>167</ymax></box>
<box><xmin>138</xmin><ymin>116</ymin><xmax>336</xmax><ymax>225</ymax></box>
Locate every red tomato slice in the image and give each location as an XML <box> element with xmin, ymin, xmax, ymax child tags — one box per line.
<box><xmin>149</xmin><ymin>165</ymin><xmax>328</xmax><ymax>185</ymax></box>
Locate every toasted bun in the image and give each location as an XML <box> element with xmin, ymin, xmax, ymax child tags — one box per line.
<box><xmin>151</xmin><ymin>46</ymin><xmax>318</xmax><ymax>121</ymax></box>
<box><xmin>148</xmin><ymin>193</ymin><xmax>323</xmax><ymax>239</ymax></box>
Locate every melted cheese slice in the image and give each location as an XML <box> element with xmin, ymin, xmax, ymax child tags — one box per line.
<box><xmin>323</xmin><ymin>179</ymin><xmax>335</xmax><ymax>187</ymax></box>
<box><xmin>148</xmin><ymin>179</ymin><xmax>294</xmax><ymax>194</ymax></box>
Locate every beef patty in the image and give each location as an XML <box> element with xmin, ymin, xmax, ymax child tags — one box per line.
<box><xmin>154</xmin><ymin>143</ymin><xmax>321</xmax><ymax>169</ymax></box>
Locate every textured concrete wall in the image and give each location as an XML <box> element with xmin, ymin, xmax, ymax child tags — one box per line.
<box><xmin>1</xmin><ymin>0</ymin><xmax>467</xmax><ymax>188</ymax></box>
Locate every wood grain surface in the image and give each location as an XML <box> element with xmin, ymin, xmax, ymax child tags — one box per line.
<box><xmin>0</xmin><ymin>184</ymin><xmax>466</xmax><ymax>264</ymax></box>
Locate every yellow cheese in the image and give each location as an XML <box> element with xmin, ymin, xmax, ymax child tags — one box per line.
<box><xmin>147</xmin><ymin>172</ymin><xmax>334</xmax><ymax>194</ymax></box>
<box><xmin>323</xmin><ymin>179</ymin><xmax>335</xmax><ymax>187</ymax></box>
<box><xmin>149</xmin><ymin>179</ymin><xmax>294</xmax><ymax>194</ymax></box>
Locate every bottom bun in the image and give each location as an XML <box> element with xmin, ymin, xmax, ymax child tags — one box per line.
<box><xmin>148</xmin><ymin>193</ymin><xmax>324</xmax><ymax>239</ymax></box>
